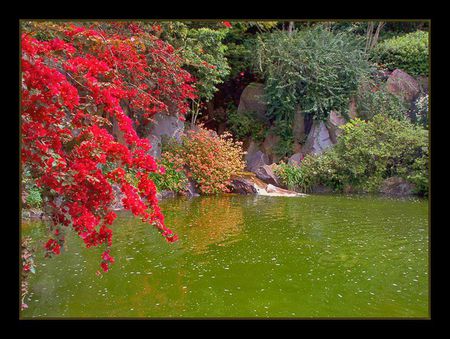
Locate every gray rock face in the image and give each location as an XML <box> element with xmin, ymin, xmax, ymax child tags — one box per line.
<box><xmin>261</xmin><ymin>131</ymin><xmax>281</xmax><ymax>164</ymax></box>
<box><xmin>386</xmin><ymin>69</ymin><xmax>420</xmax><ymax>103</ymax></box>
<box><xmin>326</xmin><ymin>110</ymin><xmax>347</xmax><ymax>144</ymax></box>
<box><xmin>237</xmin><ymin>82</ymin><xmax>267</xmax><ymax>120</ymax></box>
<box><xmin>301</xmin><ymin>121</ymin><xmax>334</xmax><ymax>157</ymax></box>
<box><xmin>147</xmin><ymin>134</ymin><xmax>162</xmax><ymax>159</ymax></box>
<box><xmin>288</xmin><ymin>152</ymin><xmax>303</xmax><ymax>166</ymax></box>
<box><xmin>147</xmin><ymin>114</ymin><xmax>185</xmax><ymax>159</ymax></box>
<box><xmin>379</xmin><ymin>177</ymin><xmax>416</xmax><ymax>196</ymax></box>
<box><xmin>246</xmin><ymin>150</ymin><xmax>270</xmax><ymax>172</ymax></box>
<box><xmin>255</xmin><ymin>164</ymin><xmax>280</xmax><ymax>186</ymax></box>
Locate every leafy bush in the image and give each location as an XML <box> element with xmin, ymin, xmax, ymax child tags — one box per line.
<box><xmin>277</xmin><ymin>115</ymin><xmax>428</xmax><ymax>195</ymax></box>
<box><xmin>371</xmin><ymin>30</ymin><xmax>429</xmax><ymax>76</ymax></box>
<box><xmin>227</xmin><ymin>108</ymin><xmax>268</xmax><ymax>142</ymax></box>
<box><xmin>255</xmin><ymin>27</ymin><xmax>371</xmax><ymax>123</ymax></box>
<box><xmin>148</xmin><ymin>154</ymin><xmax>188</xmax><ymax>194</ymax></box>
<box><xmin>25</xmin><ymin>186</ymin><xmax>43</xmax><ymax>208</ymax></box>
<box><xmin>164</xmin><ymin>126</ymin><xmax>246</xmax><ymax>194</ymax></box>
<box><xmin>273</xmin><ymin>162</ymin><xmax>309</xmax><ymax>192</ymax></box>
<box><xmin>160</xmin><ymin>22</ymin><xmax>230</xmax><ymax>124</ymax></box>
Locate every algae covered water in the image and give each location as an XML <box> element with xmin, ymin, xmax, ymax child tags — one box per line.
<box><xmin>21</xmin><ymin>194</ymin><xmax>429</xmax><ymax>318</ymax></box>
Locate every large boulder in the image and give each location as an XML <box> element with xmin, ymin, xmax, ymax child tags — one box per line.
<box><xmin>147</xmin><ymin>113</ymin><xmax>185</xmax><ymax>159</ymax></box>
<box><xmin>379</xmin><ymin>177</ymin><xmax>416</xmax><ymax>196</ymax></box>
<box><xmin>245</xmin><ymin>150</ymin><xmax>269</xmax><ymax>172</ymax></box>
<box><xmin>147</xmin><ymin>134</ymin><xmax>162</xmax><ymax>159</ymax></box>
<box><xmin>255</xmin><ymin>164</ymin><xmax>280</xmax><ymax>186</ymax></box>
<box><xmin>326</xmin><ymin>110</ymin><xmax>347</xmax><ymax>144</ymax></box>
<box><xmin>301</xmin><ymin>121</ymin><xmax>334</xmax><ymax>157</ymax></box>
<box><xmin>386</xmin><ymin>69</ymin><xmax>420</xmax><ymax>103</ymax></box>
<box><xmin>261</xmin><ymin>131</ymin><xmax>281</xmax><ymax>163</ymax></box>
<box><xmin>229</xmin><ymin>176</ymin><xmax>258</xmax><ymax>194</ymax></box>
<box><xmin>237</xmin><ymin>82</ymin><xmax>267</xmax><ymax>120</ymax></box>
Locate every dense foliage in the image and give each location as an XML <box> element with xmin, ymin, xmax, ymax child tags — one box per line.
<box><xmin>227</xmin><ymin>107</ymin><xmax>268</xmax><ymax>142</ymax></box>
<box><xmin>21</xmin><ymin>21</ymin><xmax>197</xmax><ymax>272</ymax></box>
<box><xmin>371</xmin><ymin>30</ymin><xmax>429</xmax><ymax>76</ymax></box>
<box><xmin>275</xmin><ymin>115</ymin><xmax>428</xmax><ymax>195</ymax></box>
<box><xmin>148</xmin><ymin>153</ymin><xmax>188</xmax><ymax>194</ymax></box>
<box><xmin>163</xmin><ymin>126</ymin><xmax>245</xmax><ymax>194</ymax></box>
<box><xmin>255</xmin><ymin>27</ymin><xmax>371</xmax><ymax>122</ymax></box>
<box><xmin>159</xmin><ymin>22</ymin><xmax>231</xmax><ymax>124</ymax></box>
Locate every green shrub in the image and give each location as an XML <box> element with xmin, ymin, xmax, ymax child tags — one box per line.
<box><xmin>255</xmin><ymin>27</ymin><xmax>371</xmax><ymax>123</ymax></box>
<box><xmin>227</xmin><ymin>108</ymin><xmax>267</xmax><ymax>142</ymax></box>
<box><xmin>26</xmin><ymin>186</ymin><xmax>43</xmax><ymax>208</ymax></box>
<box><xmin>273</xmin><ymin>162</ymin><xmax>311</xmax><ymax>192</ymax></box>
<box><xmin>278</xmin><ymin>115</ymin><xmax>429</xmax><ymax>195</ymax></box>
<box><xmin>371</xmin><ymin>30</ymin><xmax>429</xmax><ymax>76</ymax></box>
<box><xmin>148</xmin><ymin>155</ymin><xmax>188</xmax><ymax>194</ymax></box>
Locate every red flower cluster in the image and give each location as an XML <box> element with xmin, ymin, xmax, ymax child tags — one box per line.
<box><xmin>21</xmin><ymin>22</ymin><xmax>191</xmax><ymax>271</ymax></box>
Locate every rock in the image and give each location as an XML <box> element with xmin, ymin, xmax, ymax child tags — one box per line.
<box><xmin>229</xmin><ymin>176</ymin><xmax>258</xmax><ymax>194</ymax></box>
<box><xmin>288</xmin><ymin>152</ymin><xmax>303</xmax><ymax>166</ymax></box>
<box><xmin>379</xmin><ymin>177</ymin><xmax>416</xmax><ymax>196</ymax></box>
<box><xmin>386</xmin><ymin>69</ymin><xmax>420</xmax><ymax>103</ymax></box>
<box><xmin>255</xmin><ymin>164</ymin><xmax>280</xmax><ymax>186</ymax></box>
<box><xmin>156</xmin><ymin>190</ymin><xmax>176</xmax><ymax>200</ymax></box>
<box><xmin>263</xmin><ymin>184</ymin><xmax>304</xmax><ymax>197</ymax></box>
<box><xmin>301</xmin><ymin>121</ymin><xmax>334</xmax><ymax>157</ymax></box>
<box><xmin>326</xmin><ymin>110</ymin><xmax>347</xmax><ymax>144</ymax></box>
<box><xmin>147</xmin><ymin>134</ymin><xmax>162</xmax><ymax>159</ymax></box>
<box><xmin>261</xmin><ymin>131</ymin><xmax>281</xmax><ymax>163</ymax></box>
<box><xmin>230</xmin><ymin>173</ymin><xmax>306</xmax><ymax>197</ymax></box>
<box><xmin>147</xmin><ymin>113</ymin><xmax>185</xmax><ymax>160</ymax></box>
<box><xmin>245</xmin><ymin>150</ymin><xmax>269</xmax><ymax>172</ymax></box>
<box><xmin>237</xmin><ymin>83</ymin><xmax>267</xmax><ymax>121</ymax></box>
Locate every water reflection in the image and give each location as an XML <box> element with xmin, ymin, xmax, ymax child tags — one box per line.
<box><xmin>162</xmin><ymin>196</ymin><xmax>245</xmax><ymax>254</ymax></box>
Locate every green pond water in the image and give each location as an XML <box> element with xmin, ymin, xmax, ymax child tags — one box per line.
<box><xmin>21</xmin><ymin>194</ymin><xmax>429</xmax><ymax>318</ymax></box>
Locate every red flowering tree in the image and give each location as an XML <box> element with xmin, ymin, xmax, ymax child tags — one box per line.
<box><xmin>21</xmin><ymin>22</ymin><xmax>196</xmax><ymax>273</ymax></box>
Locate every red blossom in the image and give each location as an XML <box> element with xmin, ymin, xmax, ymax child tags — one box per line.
<box><xmin>21</xmin><ymin>22</ymin><xmax>190</xmax><ymax>272</ymax></box>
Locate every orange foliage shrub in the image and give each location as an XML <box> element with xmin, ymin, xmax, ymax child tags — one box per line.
<box><xmin>164</xmin><ymin>126</ymin><xmax>245</xmax><ymax>194</ymax></box>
